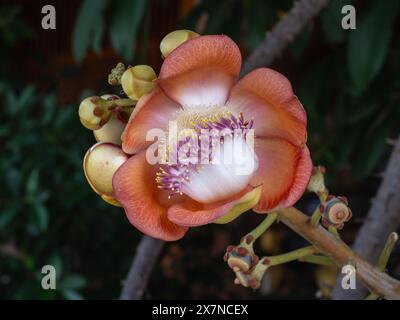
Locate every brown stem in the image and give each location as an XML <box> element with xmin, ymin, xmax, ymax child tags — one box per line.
<box><xmin>331</xmin><ymin>135</ymin><xmax>400</xmax><ymax>299</ymax></box>
<box><xmin>278</xmin><ymin>207</ymin><xmax>400</xmax><ymax>300</ymax></box>
<box><xmin>240</xmin><ymin>0</ymin><xmax>329</xmax><ymax>76</ymax></box>
<box><xmin>119</xmin><ymin>236</ymin><xmax>164</xmax><ymax>300</ymax></box>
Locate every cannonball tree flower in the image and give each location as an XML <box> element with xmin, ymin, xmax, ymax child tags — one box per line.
<box><xmin>111</xmin><ymin>33</ymin><xmax>313</xmax><ymax>241</ymax></box>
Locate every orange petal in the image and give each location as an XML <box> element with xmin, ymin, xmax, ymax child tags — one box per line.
<box><xmin>121</xmin><ymin>88</ymin><xmax>181</xmax><ymax>154</ymax></box>
<box><xmin>113</xmin><ymin>151</ymin><xmax>188</xmax><ymax>241</ymax></box>
<box><xmin>274</xmin><ymin>145</ymin><xmax>313</xmax><ymax>209</ymax></box>
<box><xmin>167</xmin><ymin>186</ymin><xmax>255</xmax><ymax>227</ymax></box>
<box><xmin>226</xmin><ymin>68</ymin><xmax>307</xmax><ymax>146</ymax></box>
<box><xmin>251</xmin><ymin>138</ymin><xmax>312</xmax><ymax>213</ymax></box>
<box><xmin>158</xmin><ymin>35</ymin><xmax>241</xmax><ymax>107</ymax></box>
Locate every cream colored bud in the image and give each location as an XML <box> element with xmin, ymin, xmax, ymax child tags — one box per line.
<box><xmin>78</xmin><ymin>96</ymin><xmax>112</xmax><ymax>130</ymax></box>
<box><xmin>160</xmin><ymin>29</ymin><xmax>199</xmax><ymax>58</ymax></box>
<box><xmin>83</xmin><ymin>142</ymin><xmax>128</xmax><ymax>205</ymax></box>
<box><xmin>93</xmin><ymin>113</ymin><xmax>125</xmax><ymax>145</ymax></box>
<box><xmin>93</xmin><ymin>95</ymin><xmax>125</xmax><ymax>145</ymax></box>
<box><xmin>121</xmin><ymin>65</ymin><xmax>156</xmax><ymax>100</ymax></box>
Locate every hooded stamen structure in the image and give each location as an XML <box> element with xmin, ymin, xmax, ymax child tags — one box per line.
<box><xmin>156</xmin><ymin>112</ymin><xmax>256</xmax><ymax>201</ymax></box>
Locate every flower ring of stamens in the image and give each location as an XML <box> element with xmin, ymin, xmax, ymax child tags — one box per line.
<box><xmin>156</xmin><ymin>164</ymin><xmax>192</xmax><ymax>198</ymax></box>
<box><xmin>156</xmin><ymin>111</ymin><xmax>255</xmax><ymax>199</ymax></box>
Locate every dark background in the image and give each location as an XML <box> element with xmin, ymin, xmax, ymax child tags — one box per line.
<box><xmin>0</xmin><ymin>0</ymin><xmax>399</xmax><ymax>299</ymax></box>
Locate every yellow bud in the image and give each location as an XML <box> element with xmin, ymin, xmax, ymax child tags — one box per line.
<box><xmin>78</xmin><ymin>96</ymin><xmax>112</xmax><ymax>130</ymax></box>
<box><xmin>160</xmin><ymin>29</ymin><xmax>199</xmax><ymax>58</ymax></box>
<box><xmin>213</xmin><ymin>186</ymin><xmax>262</xmax><ymax>224</ymax></box>
<box><xmin>121</xmin><ymin>65</ymin><xmax>156</xmax><ymax>100</ymax></box>
<box><xmin>83</xmin><ymin>142</ymin><xmax>128</xmax><ymax>205</ymax></box>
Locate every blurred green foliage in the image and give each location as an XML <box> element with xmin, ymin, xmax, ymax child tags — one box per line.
<box><xmin>300</xmin><ymin>0</ymin><xmax>400</xmax><ymax>180</ymax></box>
<box><xmin>1</xmin><ymin>0</ymin><xmax>400</xmax><ymax>300</ymax></box>
<box><xmin>0</xmin><ymin>5</ymin><xmax>140</xmax><ymax>299</ymax></box>
<box><xmin>0</xmin><ymin>83</ymin><xmax>142</xmax><ymax>299</ymax></box>
<box><xmin>72</xmin><ymin>0</ymin><xmax>147</xmax><ymax>62</ymax></box>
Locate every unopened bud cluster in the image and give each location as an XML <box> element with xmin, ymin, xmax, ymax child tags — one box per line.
<box><xmin>78</xmin><ymin>29</ymin><xmax>200</xmax><ymax>207</ymax></box>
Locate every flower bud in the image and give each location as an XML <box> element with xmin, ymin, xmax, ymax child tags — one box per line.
<box><xmin>226</xmin><ymin>251</ymin><xmax>252</xmax><ymax>272</ymax></box>
<box><xmin>83</xmin><ymin>142</ymin><xmax>128</xmax><ymax>206</ymax></box>
<box><xmin>93</xmin><ymin>95</ymin><xmax>126</xmax><ymax>145</ymax></box>
<box><xmin>160</xmin><ymin>30</ymin><xmax>199</xmax><ymax>58</ymax></box>
<box><xmin>321</xmin><ymin>197</ymin><xmax>352</xmax><ymax>229</ymax></box>
<box><xmin>93</xmin><ymin>114</ymin><xmax>126</xmax><ymax>145</ymax></box>
<box><xmin>307</xmin><ymin>166</ymin><xmax>327</xmax><ymax>197</ymax></box>
<box><xmin>121</xmin><ymin>65</ymin><xmax>156</xmax><ymax>100</ymax></box>
<box><xmin>79</xmin><ymin>96</ymin><xmax>112</xmax><ymax>130</ymax></box>
<box><xmin>233</xmin><ymin>262</ymin><xmax>267</xmax><ymax>290</ymax></box>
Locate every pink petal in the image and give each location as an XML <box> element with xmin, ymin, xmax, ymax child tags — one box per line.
<box><xmin>273</xmin><ymin>145</ymin><xmax>313</xmax><ymax>209</ymax></box>
<box><xmin>113</xmin><ymin>151</ymin><xmax>188</xmax><ymax>241</ymax></box>
<box><xmin>167</xmin><ymin>186</ymin><xmax>254</xmax><ymax>227</ymax></box>
<box><xmin>226</xmin><ymin>68</ymin><xmax>307</xmax><ymax>146</ymax></box>
<box><xmin>121</xmin><ymin>88</ymin><xmax>181</xmax><ymax>154</ymax></box>
<box><xmin>158</xmin><ymin>35</ymin><xmax>241</xmax><ymax>107</ymax></box>
<box><xmin>250</xmin><ymin>138</ymin><xmax>311</xmax><ymax>212</ymax></box>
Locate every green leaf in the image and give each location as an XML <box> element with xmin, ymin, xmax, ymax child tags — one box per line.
<box><xmin>6</xmin><ymin>167</ymin><xmax>21</xmax><ymax>195</ymax></box>
<box><xmin>26</xmin><ymin>169</ymin><xmax>39</xmax><ymax>195</ymax></box>
<box><xmin>108</xmin><ymin>0</ymin><xmax>147</xmax><ymax>62</ymax></box>
<box><xmin>17</xmin><ymin>85</ymin><xmax>35</xmax><ymax>110</ymax></box>
<box><xmin>297</xmin><ymin>59</ymin><xmax>330</xmax><ymax>126</ymax></box>
<box><xmin>62</xmin><ymin>289</ymin><xmax>84</xmax><ymax>300</ymax></box>
<box><xmin>0</xmin><ymin>200</ymin><xmax>20</xmax><ymax>228</ymax></box>
<box><xmin>347</xmin><ymin>1</ymin><xmax>400</xmax><ymax>94</ymax></box>
<box><xmin>42</xmin><ymin>94</ymin><xmax>56</xmax><ymax>125</ymax></box>
<box><xmin>30</xmin><ymin>200</ymin><xmax>49</xmax><ymax>233</ymax></box>
<box><xmin>5</xmin><ymin>89</ymin><xmax>18</xmax><ymax>116</ymax></box>
<box><xmin>353</xmin><ymin>119</ymin><xmax>393</xmax><ymax>178</ymax></box>
<box><xmin>49</xmin><ymin>254</ymin><xmax>63</xmax><ymax>280</ymax></box>
<box><xmin>289</xmin><ymin>30</ymin><xmax>310</xmax><ymax>60</ymax></box>
<box><xmin>243</xmin><ymin>0</ymin><xmax>275</xmax><ymax>51</ymax></box>
<box><xmin>72</xmin><ymin>0</ymin><xmax>109</xmax><ymax>62</ymax></box>
<box><xmin>92</xmin><ymin>18</ymin><xmax>104</xmax><ymax>54</ymax></box>
<box><xmin>345</xmin><ymin>101</ymin><xmax>379</xmax><ymax>125</ymax></box>
<box><xmin>60</xmin><ymin>275</ymin><xmax>87</xmax><ymax>290</ymax></box>
<box><xmin>321</xmin><ymin>0</ymin><xmax>351</xmax><ymax>44</ymax></box>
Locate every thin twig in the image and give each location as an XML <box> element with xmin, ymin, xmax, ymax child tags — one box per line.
<box><xmin>240</xmin><ymin>0</ymin><xmax>329</xmax><ymax>76</ymax></box>
<box><xmin>119</xmin><ymin>0</ymin><xmax>330</xmax><ymax>300</ymax></box>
